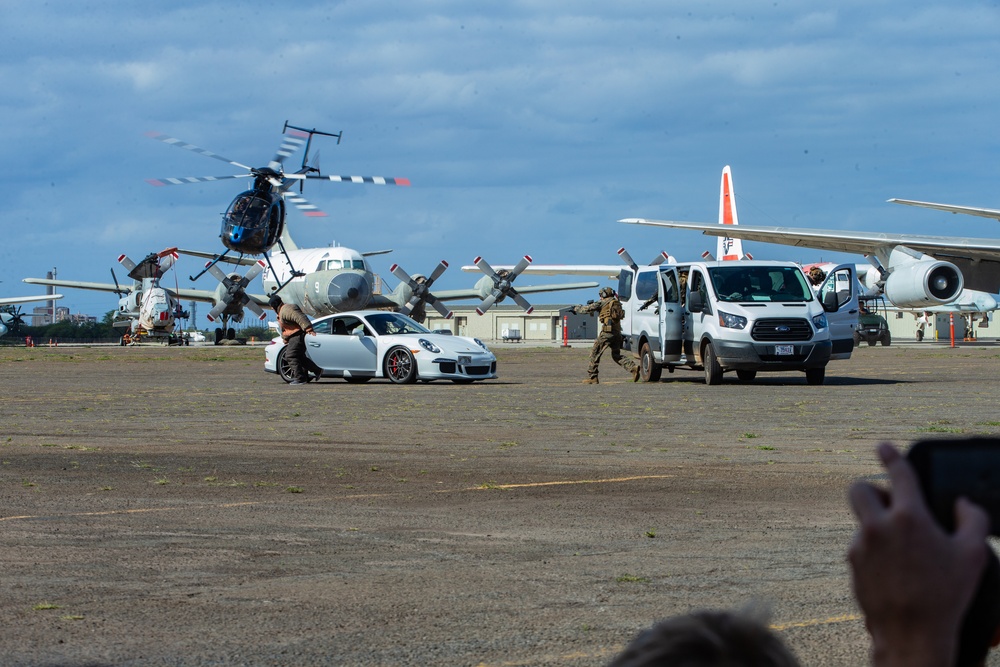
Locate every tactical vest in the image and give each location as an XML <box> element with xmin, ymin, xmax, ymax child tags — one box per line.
<box><xmin>599</xmin><ymin>298</ymin><xmax>623</xmax><ymax>333</ymax></box>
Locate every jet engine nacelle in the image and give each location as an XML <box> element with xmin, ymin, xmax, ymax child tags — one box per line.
<box><xmin>883</xmin><ymin>258</ymin><xmax>963</xmax><ymax>308</ymax></box>
<box><xmin>301</xmin><ymin>270</ymin><xmax>374</xmax><ymax>314</ymax></box>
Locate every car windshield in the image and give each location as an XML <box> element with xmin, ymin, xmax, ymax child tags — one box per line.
<box><xmin>365</xmin><ymin>312</ymin><xmax>430</xmax><ymax>336</ymax></box>
<box><xmin>708</xmin><ymin>266</ymin><xmax>813</xmax><ymax>303</ymax></box>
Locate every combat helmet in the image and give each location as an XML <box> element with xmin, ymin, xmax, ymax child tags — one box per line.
<box><xmin>599</xmin><ymin>287</ymin><xmax>615</xmax><ymax>299</ymax></box>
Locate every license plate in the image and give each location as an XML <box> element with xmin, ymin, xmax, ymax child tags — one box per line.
<box><xmin>775</xmin><ymin>345</ymin><xmax>794</xmax><ymax>355</ymax></box>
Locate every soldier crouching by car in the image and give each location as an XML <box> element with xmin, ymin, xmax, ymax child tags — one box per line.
<box><xmin>573</xmin><ymin>286</ymin><xmax>640</xmax><ymax>384</ymax></box>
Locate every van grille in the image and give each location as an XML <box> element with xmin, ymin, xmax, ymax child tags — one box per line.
<box><xmin>750</xmin><ymin>318</ymin><xmax>813</xmax><ymax>342</ymax></box>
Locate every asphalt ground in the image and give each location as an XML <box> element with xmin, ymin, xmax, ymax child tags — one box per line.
<box><xmin>1</xmin><ymin>341</ymin><xmax>999</xmax><ymax>666</ymax></box>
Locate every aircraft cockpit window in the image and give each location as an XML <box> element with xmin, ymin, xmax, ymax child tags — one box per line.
<box><xmin>351</xmin><ymin>260</ymin><xmax>365</xmax><ymax>270</ymax></box>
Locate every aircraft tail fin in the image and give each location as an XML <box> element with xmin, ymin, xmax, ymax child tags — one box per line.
<box><xmin>717</xmin><ymin>165</ymin><xmax>745</xmax><ymax>261</ymax></box>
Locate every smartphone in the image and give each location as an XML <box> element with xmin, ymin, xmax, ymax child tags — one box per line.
<box><xmin>907</xmin><ymin>437</ymin><xmax>1000</xmax><ymax>535</ymax></box>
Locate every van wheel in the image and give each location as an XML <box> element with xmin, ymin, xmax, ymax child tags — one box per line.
<box><xmin>882</xmin><ymin>332</ymin><xmax>891</xmax><ymax>347</ymax></box>
<box><xmin>639</xmin><ymin>342</ymin><xmax>661</xmax><ymax>383</ymax></box>
<box><xmin>736</xmin><ymin>370</ymin><xmax>756</xmax><ymax>383</ymax></box>
<box><xmin>703</xmin><ymin>343</ymin><xmax>723</xmax><ymax>385</ymax></box>
<box><xmin>806</xmin><ymin>367</ymin><xmax>825</xmax><ymax>385</ymax></box>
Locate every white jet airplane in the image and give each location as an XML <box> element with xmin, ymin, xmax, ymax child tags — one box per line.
<box><xmin>620</xmin><ymin>169</ymin><xmax>1000</xmax><ymax>313</ymax></box>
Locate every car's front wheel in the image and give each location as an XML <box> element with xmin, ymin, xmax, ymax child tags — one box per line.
<box><xmin>384</xmin><ymin>347</ymin><xmax>418</xmax><ymax>384</ymax></box>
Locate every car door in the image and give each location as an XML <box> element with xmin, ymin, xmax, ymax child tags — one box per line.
<box><xmin>657</xmin><ymin>266</ymin><xmax>683</xmax><ymax>362</ymax></box>
<box><xmin>307</xmin><ymin>316</ymin><xmax>377</xmax><ymax>374</ymax></box>
<box><xmin>817</xmin><ymin>263</ymin><xmax>859</xmax><ymax>360</ymax></box>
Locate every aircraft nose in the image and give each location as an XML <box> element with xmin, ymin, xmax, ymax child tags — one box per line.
<box><xmin>327</xmin><ymin>273</ymin><xmax>372</xmax><ymax>311</ymax></box>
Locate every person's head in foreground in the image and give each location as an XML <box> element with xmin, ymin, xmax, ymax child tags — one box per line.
<box><xmin>608</xmin><ymin>607</ymin><xmax>800</xmax><ymax>667</ymax></box>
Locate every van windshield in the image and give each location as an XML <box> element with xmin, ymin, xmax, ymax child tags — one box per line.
<box><xmin>708</xmin><ymin>266</ymin><xmax>813</xmax><ymax>303</ymax></box>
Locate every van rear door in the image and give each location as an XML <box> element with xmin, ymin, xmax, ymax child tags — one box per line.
<box><xmin>818</xmin><ymin>263</ymin><xmax>859</xmax><ymax>360</ymax></box>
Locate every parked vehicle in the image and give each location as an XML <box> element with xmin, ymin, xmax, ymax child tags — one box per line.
<box><xmin>264</xmin><ymin>310</ymin><xmax>497</xmax><ymax>384</ymax></box>
<box><xmin>854</xmin><ymin>305</ymin><xmax>891</xmax><ymax>346</ymax></box>
<box><xmin>619</xmin><ymin>260</ymin><xmax>859</xmax><ymax>385</ymax></box>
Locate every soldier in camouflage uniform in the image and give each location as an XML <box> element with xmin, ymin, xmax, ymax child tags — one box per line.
<box><xmin>573</xmin><ymin>286</ymin><xmax>640</xmax><ymax>384</ymax></box>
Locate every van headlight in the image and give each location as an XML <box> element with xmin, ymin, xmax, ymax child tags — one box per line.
<box><xmin>418</xmin><ymin>338</ymin><xmax>441</xmax><ymax>353</ymax></box>
<box><xmin>812</xmin><ymin>313</ymin><xmax>829</xmax><ymax>330</ymax></box>
<box><xmin>718</xmin><ymin>310</ymin><xmax>747</xmax><ymax>330</ymax></box>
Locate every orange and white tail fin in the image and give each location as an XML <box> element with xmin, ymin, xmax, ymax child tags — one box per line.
<box><xmin>717</xmin><ymin>165</ymin><xmax>745</xmax><ymax>261</ymax></box>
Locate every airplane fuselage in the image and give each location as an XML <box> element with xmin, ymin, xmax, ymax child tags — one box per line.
<box><xmin>261</xmin><ymin>246</ymin><xmax>378</xmax><ymax>317</ymax></box>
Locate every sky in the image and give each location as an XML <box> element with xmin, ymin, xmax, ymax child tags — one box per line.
<box><xmin>2</xmin><ymin>0</ymin><xmax>999</xmax><ymax>328</ymax></box>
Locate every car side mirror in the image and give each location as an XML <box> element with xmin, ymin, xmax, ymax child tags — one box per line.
<box><xmin>688</xmin><ymin>291</ymin><xmax>704</xmax><ymax>313</ymax></box>
<box><xmin>822</xmin><ymin>291</ymin><xmax>839</xmax><ymax>312</ymax></box>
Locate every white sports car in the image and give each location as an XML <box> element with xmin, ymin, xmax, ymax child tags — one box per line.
<box><xmin>264</xmin><ymin>310</ymin><xmax>498</xmax><ymax>384</ymax></box>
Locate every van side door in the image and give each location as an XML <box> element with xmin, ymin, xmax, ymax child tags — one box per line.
<box><xmin>657</xmin><ymin>266</ymin><xmax>683</xmax><ymax>362</ymax></box>
<box><xmin>818</xmin><ymin>263</ymin><xmax>859</xmax><ymax>360</ymax></box>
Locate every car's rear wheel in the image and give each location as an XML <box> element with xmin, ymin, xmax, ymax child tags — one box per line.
<box><xmin>276</xmin><ymin>347</ymin><xmax>293</xmax><ymax>383</ymax></box>
<box><xmin>385</xmin><ymin>347</ymin><xmax>418</xmax><ymax>384</ymax></box>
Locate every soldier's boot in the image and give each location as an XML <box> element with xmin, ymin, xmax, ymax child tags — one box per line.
<box><xmin>583</xmin><ymin>378</ymin><xmax>599</xmax><ymax>384</ymax></box>
<box><xmin>631</xmin><ymin>365</ymin><xmax>641</xmax><ymax>382</ymax></box>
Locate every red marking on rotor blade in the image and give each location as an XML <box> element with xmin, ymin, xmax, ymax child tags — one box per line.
<box><xmin>475</xmin><ymin>308</ymin><xmax>485</xmax><ymax>316</ymax></box>
<box><xmin>525</xmin><ymin>307</ymin><xmax>534</xmax><ymax>314</ymax></box>
<box><xmin>389</xmin><ymin>264</ymin><xmax>399</xmax><ymax>272</ymax></box>
<box><xmin>288</xmin><ymin>129</ymin><xmax>309</xmax><ymax>138</ymax></box>
<box><xmin>473</xmin><ymin>257</ymin><xmax>482</xmax><ymax>264</ymax></box>
<box><xmin>303</xmin><ymin>211</ymin><xmax>328</xmax><ymax>217</ymax></box>
<box><xmin>441</xmin><ymin>260</ymin><xmax>449</xmax><ymax>267</ymax></box>
<box><xmin>395</xmin><ymin>178</ymin><xmax>411</xmax><ymax>186</ymax></box>
<box><xmin>117</xmin><ymin>255</ymin><xmax>126</xmax><ymax>262</ymax></box>
<box><xmin>146</xmin><ymin>179</ymin><xmax>167</xmax><ymax>186</ymax></box>
<box><xmin>524</xmin><ymin>255</ymin><xmax>532</xmax><ymax>262</ymax></box>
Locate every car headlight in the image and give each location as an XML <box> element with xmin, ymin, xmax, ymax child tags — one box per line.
<box><xmin>718</xmin><ymin>310</ymin><xmax>747</xmax><ymax>330</ymax></box>
<box><xmin>418</xmin><ymin>338</ymin><xmax>441</xmax><ymax>353</ymax></box>
<box><xmin>812</xmin><ymin>313</ymin><xmax>829</xmax><ymax>330</ymax></box>
<box><xmin>474</xmin><ymin>337</ymin><xmax>490</xmax><ymax>351</ymax></box>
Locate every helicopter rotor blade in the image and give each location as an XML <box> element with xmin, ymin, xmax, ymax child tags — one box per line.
<box><xmin>268</xmin><ymin>130</ymin><xmax>308</xmax><ymax>170</ymax></box>
<box><xmin>146</xmin><ymin>174</ymin><xmax>252</xmax><ymax>187</ymax></box>
<box><xmin>302</xmin><ymin>174</ymin><xmax>411</xmax><ymax>186</ymax></box>
<box><xmin>144</xmin><ymin>131</ymin><xmax>253</xmax><ymax>171</ymax></box>
<box><xmin>281</xmin><ymin>191</ymin><xmax>328</xmax><ymax>218</ymax></box>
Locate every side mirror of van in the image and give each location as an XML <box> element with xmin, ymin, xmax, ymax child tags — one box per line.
<box><xmin>822</xmin><ymin>290</ymin><xmax>839</xmax><ymax>312</ymax></box>
<box><xmin>688</xmin><ymin>291</ymin><xmax>704</xmax><ymax>313</ymax></box>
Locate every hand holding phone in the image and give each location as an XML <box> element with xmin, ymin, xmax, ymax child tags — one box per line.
<box><xmin>908</xmin><ymin>437</ymin><xmax>1000</xmax><ymax>535</ymax></box>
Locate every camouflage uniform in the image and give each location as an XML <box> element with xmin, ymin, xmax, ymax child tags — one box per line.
<box><xmin>574</xmin><ymin>287</ymin><xmax>639</xmax><ymax>383</ymax></box>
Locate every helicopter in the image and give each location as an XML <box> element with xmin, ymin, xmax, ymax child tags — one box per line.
<box><xmin>145</xmin><ymin>121</ymin><xmax>410</xmax><ymax>291</ymax></box>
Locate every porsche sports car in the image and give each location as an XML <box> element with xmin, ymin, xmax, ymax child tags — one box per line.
<box><xmin>264</xmin><ymin>310</ymin><xmax>498</xmax><ymax>384</ymax></box>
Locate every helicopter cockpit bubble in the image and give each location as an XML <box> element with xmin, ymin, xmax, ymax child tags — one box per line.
<box><xmin>223</xmin><ymin>192</ymin><xmax>273</xmax><ymax>253</ymax></box>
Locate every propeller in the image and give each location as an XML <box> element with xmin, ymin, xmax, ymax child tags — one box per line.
<box><xmin>390</xmin><ymin>261</ymin><xmax>453</xmax><ymax>321</ymax></box>
<box><xmin>473</xmin><ymin>255</ymin><xmax>534</xmax><ymax>315</ymax></box>
<box><xmin>205</xmin><ymin>259</ymin><xmax>268</xmax><ymax>323</ymax></box>
<box><xmin>0</xmin><ymin>306</ymin><xmax>29</xmax><ymax>334</ymax></box>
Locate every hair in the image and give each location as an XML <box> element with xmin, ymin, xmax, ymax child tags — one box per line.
<box><xmin>608</xmin><ymin>608</ymin><xmax>800</xmax><ymax>667</ymax></box>
<box><xmin>957</xmin><ymin>546</ymin><xmax>1000</xmax><ymax>667</ymax></box>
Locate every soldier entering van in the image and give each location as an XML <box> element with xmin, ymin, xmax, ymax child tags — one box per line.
<box><xmin>573</xmin><ymin>287</ymin><xmax>640</xmax><ymax>384</ymax></box>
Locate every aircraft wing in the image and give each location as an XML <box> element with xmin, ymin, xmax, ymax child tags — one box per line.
<box><xmin>461</xmin><ymin>264</ymin><xmax>624</xmax><ymax>278</ymax></box>
<box><xmin>0</xmin><ymin>294</ymin><xmax>63</xmax><ymax>306</ymax></box>
<box><xmin>22</xmin><ymin>277</ymin><xmax>264</xmax><ymax>307</ymax></box>
<box><xmin>618</xmin><ymin>218</ymin><xmax>1000</xmax><ymax>263</ymax></box>
<box><xmin>888</xmin><ymin>199</ymin><xmax>1000</xmax><ymax>222</ymax></box>
<box><xmin>430</xmin><ymin>281</ymin><xmax>599</xmax><ymax>302</ymax></box>
<box><xmin>175</xmin><ymin>249</ymin><xmax>260</xmax><ymax>267</ymax></box>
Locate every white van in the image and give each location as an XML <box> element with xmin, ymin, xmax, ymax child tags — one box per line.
<box><xmin>619</xmin><ymin>260</ymin><xmax>859</xmax><ymax>385</ymax></box>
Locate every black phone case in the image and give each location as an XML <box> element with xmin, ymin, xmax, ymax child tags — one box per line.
<box><xmin>908</xmin><ymin>437</ymin><xmax>1000</xmax><ymax>535</ymax></box>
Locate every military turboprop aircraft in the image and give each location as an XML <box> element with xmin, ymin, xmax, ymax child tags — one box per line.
<box><xmin>619</xmin><ymin>168</ymin><xmax>1000</xmax><ymax>313</ymax></box>
<box><xmin>24</xmin><ymin>249</ymin><xmax>266</xmax><ymax>344</ymax></box>
<box><xmin>177</xmin><ymin>227</ymin><xmax>601</xmax><ymax>326</ymax></box>
<box><xmin>145</xmin><ymin>122</ymin><xmax>409</xmax><ymax>288</ymax></box>
<box><xmin>0</xmin><ymin>294</ymin><xmax>63</xmax><ymax>337</ymax></box>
